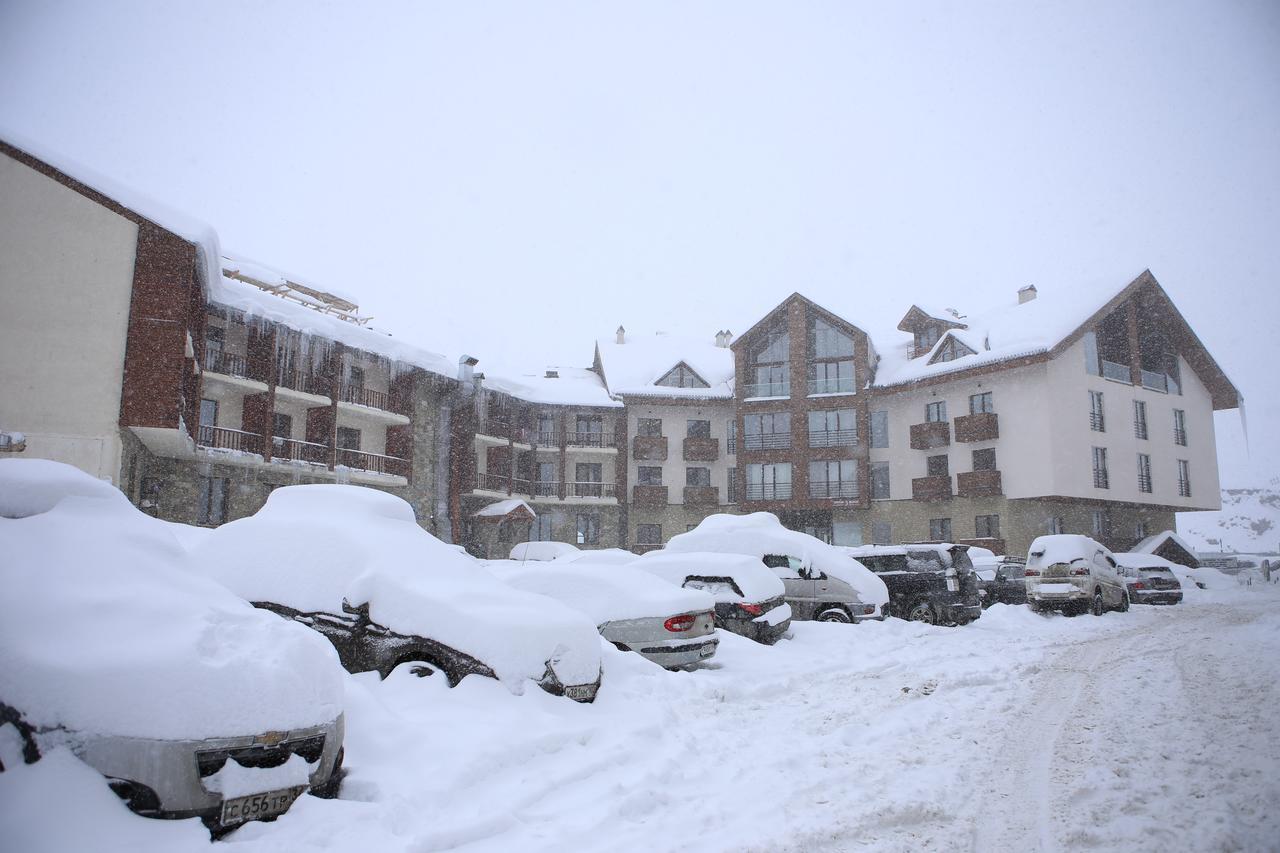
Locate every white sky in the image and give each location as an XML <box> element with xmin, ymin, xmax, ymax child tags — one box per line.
<box><xmin>1</xmin><ymin>0</ymin><xmax>1277</xmax><ymax>487</ymax></box>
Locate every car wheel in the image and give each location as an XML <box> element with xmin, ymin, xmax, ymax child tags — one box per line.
<box><xmin>309</xmin><ymin>747</ymin><xmax>345</xmax><ymax>799</ymax></box>
<box><xmin>907</xmin><ymin>601</ymin><xmax>937</xmax><ymax>625</ymax></box>
<box><xmin>1117</xmin><ymin>591</ymin><xmax>1130</xmax><ymax>613</ymax></box>
<box><xmin>0</xmin><ymin>703</ymin><xmax>40</xmax><ymax>772</ymax></box>
<box><xmin>1091</xmin><ymin>589</ymin><xmax>1105</xmax><ymax>616</ymax></box>
<box><xmin>817</xmin><ymin>607</ymin><xmax>852</xmax><ymax>624</ymax></box>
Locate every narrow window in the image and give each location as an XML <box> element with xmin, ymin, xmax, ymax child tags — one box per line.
<box><xmin>871</xmin><ymin>520</ymin><xmax>893</xmax><ymax>545</ymax></box>
<box><xmin>576</xmin><ymin>513</ymin><xmax>601</xmax><ymax>545</ymax></box>
<box><xmin>870</xmin><ymin>461</ymin><xmax>890</xmax><ymax>499</ymax></box>
<box><xmin>636</xmin><ymin>524</ymin><xmax>662</xmax><ymax>545</ymax></box>
<box><xmin>969</xmin><ymin>392</ymin><xmax>994</xmax><ymax>414</ymax></box>
<box><xmin>1173</xmin><ymin>409</ymin><xmax>1187</xmax><ymax>446</ymax></box>
<box><xmin>272</xmin><ymin>412</ymin><xmax>293</xmax><ymax>439</ymax></box>
<box><xmin>337</xmin><ymin>426</ymin><xmax>361</xmax><ymax>451</ymax></box>
<box><xmin>1092</xmin><ymin>510</ymin><xmax>1110</xmax><ymax>538</ymax></box>
<box><xmin>870</xmin><ymin>410</ymin><xmax>889</xmax><ymax>448</ymax></box>
<box><xmin>726</xmin><ymin>420</ymin><xmax>737</xmax><ymax>454</ymax></box>
<box><xmin>927</xmin><ymin>455</ymin><xmax>949</xmax><ymax>477</ymax></box>
<box><xmin>197</xmin><ymin>476</ymin><xmax>229</xmax><ymax>525</ymax></box>
<box><xmin>975</xmin><ymin>514</ymin><xmax>1000</xmax><ymax>539</ymax></box>
<box><xmin>1178</xmin><ymin>459</ymin><xmax>1191</xmax><ymax>497</ymax></box>
<box><xmin>926</xmin><ymin>401</ymin><xmax>948</xmax><ymax>423</ymax></box>
<box><xmin>727</xmin><ymin>467</ymin><xmax>738</xmax><ymax>503</ymax></box>
<box><xmin>1092</xmin><ymin>446</ymin><xmax>1109</xmax><ymax>489</ymax></box>
<box><xmin>1137</xmin><ymin>453</ymin><xmax>1152</xmax><ymax>493</ymax></box>
<box><xmin>1048</xmin><ymin>516</ymin><xmax>1064</xmax><ymax>535</ymax></box>
<box><xmin>929</xmin><ymin>518</ymin><xmax>952</xmax><ymax>541</ymax></box>
<box><xmin>531</xmin><ymin>514</ymin><xmax>553</xmax><ymax>541</ymax></box>
<box><xmin>1133</xmin><ymin>400</ymin><xmax>1148</xmax><ymax>440</ymax></box>
<box><xmin>1089</xmin><ymin>391</ymin><xmax>1105</xmax><ymax>432</ymax></box>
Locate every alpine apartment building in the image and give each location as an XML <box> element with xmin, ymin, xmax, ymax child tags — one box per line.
<box><xmin>1</xmin><ymin>137</ymin><xmax>1240</xmax><ymax>559</ymax></box>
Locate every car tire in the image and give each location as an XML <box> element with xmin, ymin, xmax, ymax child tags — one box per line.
<box><xmin>906</xmin><ymin>601</ymin><xmax>937</xmax><ymax>625</ymax></box>
<box><xmin>0</xmin><ymin>703</ymin><xmax>40</xmax><ymax>772</ymax></box>
<box><xmin>309</xmin><ymin>747</ymin><xmax>345</xmax><ymax>799</ymax></box>
<box><xmin>1091</xmin><ymin>589</ymin><xmax>1105</xmax><ymax>616</ymax></box>
<box><xmin>816</xmin><ymin>607</ymin><xmax>852</xmax><ymax>624</ymax></box>
<box><xmin>1117</xmin><ymin>591</ymin><xmax>1130</xmax><ymax>613</ymax></box>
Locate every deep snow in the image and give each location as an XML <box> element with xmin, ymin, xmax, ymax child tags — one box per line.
<box><xmin>3</xmin><ymin>570</ymin><xmax>1277</xmax><ymax>852</ymax></box>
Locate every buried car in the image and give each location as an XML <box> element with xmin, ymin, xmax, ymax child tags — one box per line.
<box><xmin>190</xmin><ymin>485</ymin><xmax>603</xmax><ymax>701</ymax></box>
<box><xmin>664</xmin><ymin>512</ymin><xmax>889</xmax><ymax>624</ymax></box>
<box><xmin>486</xmin><ymin>559</ymin><xmax>719</xmax><ymax>669</ymax></box>
<box><xmin>634</xmin><ymin>551</ymin><xmax>793</xmax><ymax>644</ymax></box>
<box><xmin>842</xmin><ymin>543</ymin><xmax>982</xmax><ymax>625</ymax></box>
<box><xmin>1114</xmin><ymin>553</ymin><xmax>1185</xmax><ymax>605</ymax></box>
<box><xmin>1025</xmin><ymin>534</ymin><xmax>1129</xmax><ymax>615</ymax></box>
<box><xmin>0</xmin><ymin>460</ymin><xmax>345</xmax><ymax>831</ymax></box>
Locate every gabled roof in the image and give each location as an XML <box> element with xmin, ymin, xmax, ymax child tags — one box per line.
<box><xmin>897</xmin><ymin>304</ymin><xmax>968</xmax><ymax>333</ymax></box>
<box><xmin>595</xmin><ymin>332</ymin><xmax>734</xmax><ymax>400</ymax></box>
<box><xmin>473</xmin><ymin>499</ymin><xmax>536</xmax><ymax>520</ymax></box>
<box><xmin>731</xmin><ymin>292</ymin><xmax>869</xmax><ymax>353</ymax></box>
<box><xmin>1133</xmin><ymin>530</ymin><xmax>1199</xmax><ymax>559</ymax></box>
<box><xmin>926</xmin><ymin>332</ymin><xmax>978</xmax><ymax>365</ymax></box>
<box><xmin>654</xmin><ymin>361</ymin><xmax>711</xmax><ymax>389</ymax></box>
<box><xmin>872</xmin><ymin>270</ymin><xmax>1241</xmax><ymax>409</ymax></box>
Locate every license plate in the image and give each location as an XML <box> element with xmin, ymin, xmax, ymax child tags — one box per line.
<box><xmin>564</xmin><ymin>684</ymin><xmax>595</xmax><ymax>701</ymax></box>
<box><xmin>220</xmin><ymin>786</ymin><xmax>305</xmax><ymax>826</ymax></box>
<box><xmin>699</xmin><ymin>645</ymin><xmax>716</xmax><ymax>658</ymax></box>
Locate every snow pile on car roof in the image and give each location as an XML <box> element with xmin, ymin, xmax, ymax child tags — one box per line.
<box><xmin>510</xmin><ymin>541</ymin><xmax>582</xmax><ymax>562</ymax></box>
<box><xmin>0</xmin><ymin>460</ymin><xmax>343</xmax><ymax>740</ymax></box>
<box><xmin>1028</xmin><ymin>534</ymin><xmax>1109</xmax><ymax>564</ymax></box>
<box><xmin>191</xmin><ymin>484</ymin><xmax>602</xmax><ymax>690</ymax></box>
<box><xmin>664</xmin><ymin>513</ymin><xmax>889</xmax><ymax>606</ymax></box>
<box><xmin>486</xmin><ymin>561</ymin><xmax>714</xmax><ymax>625</ymax></box>
<box><xmin>1114</xmin><ymin>552</ymin><xmax>1179</xmax><ymax>570</ymax></box>
<box><xmin>635</xmin><ymin>551</ymin><xmax>785</xmax><ymax>603</ymax></box>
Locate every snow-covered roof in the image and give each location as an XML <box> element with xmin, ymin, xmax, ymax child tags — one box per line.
<box><xmin>482</xmin><ymin>366</ymin><xmax>620</xmax><ymax>408</ymax></box>
<box><xmin>474</xmin><ymin>499</ymin><xmax>536</xmax><ymax>519</ymax></box>
<box><xmin>1</xmin><ymin>128</ymin><xmax>225</xmax><ymax>297</ymax></box>
<box><xmin>1133</xmin><ymin>530</ymin><xmax>1199</xmax><ymax>558</ymax></box>
<box><xmin>873</xmin><ymin>271</ymin><xmax>1147</xmax><ymax>387</ymax></box>
<box><xmin>212</xmin><ymin>272</ymin><xmax>459</xmax><ymax>381</ymax></box>
<box><xmin>595</xmin><ymin>331</ymin><xmax>735</xmax><ymax>400</ymax></box>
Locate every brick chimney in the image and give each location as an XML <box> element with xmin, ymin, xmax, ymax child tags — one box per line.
<box><xmin>1018</xmin><ymin>284</ymin><xmax>1037</xmax><ymax>304</ymax></box>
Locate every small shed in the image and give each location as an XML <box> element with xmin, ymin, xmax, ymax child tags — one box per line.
<box><xmin>1133</xmin><ymin>530</ymin><xmax>1201</xmax><ymax>568</ymax></box>
<box><xmin>471</xmin><ymin>499</ymin><xmax>537</xmax><ymax>559</ymax></box>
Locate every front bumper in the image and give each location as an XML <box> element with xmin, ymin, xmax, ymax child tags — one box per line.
<box><xmin>635</xmin><ymin>635</ymin><xmax>720</xmax><ymax>668</ymax></box>
<box><xmin>50</xmin><ymin>715</ymin><xmax>344</xmax><ymax>820</ymax></box>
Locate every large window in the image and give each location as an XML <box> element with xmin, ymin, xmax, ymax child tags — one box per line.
<box><xmin>809</xmin><ymin>460</ymin><xmax>858</xmax><ymax>499</ymax></box>
<box><xmin>746</xmin><ymin>462</ymin><xmax>791</xmax><ymax>500</ymax></box>
<box><xmin>687</xmin><ymin>419</ymin><xmax>711</xmax><ymax>438</ymax></box>
<box><xmin>531</xmin><ymin>514</ymin><xmax>553</xmax><ymax>541</ymax></box>
<box><xmin>337</xmin><ymin>426</ymin><xmax>361</xmax><ymax>451</ymax></box>
<box><xmin>748</xmin><ymin>327</ymin><xmax>790</xmax><ymax>397</ymax></box>
<box><xmin>197</xmin><ymin>476</ymin><xmax>228</xmax><ymax>525</ymax></box>
<box><xmin>743</xmin><ymin>412</ymin><xmax>791</xmax><ymax>450</ymax></box>
<box><xmin>1133</xmin><ymin>400</ymin><xmax>1148</xmax><ymax>439</ymax></box>
<box><xmin>975</xmin><ymin>514</ymin><xmax>1001</xmax><ymax>539</ymax></box>
<box><xmin>272</xmin><ymin>412</ymin><xmax>292</xmax><ymax>439</ymax></box>
<box><xmin>914</xmin><ymin>325</ymin><xmax>940</xmax><ymax>355</ymax></box>
<box><xmin>1178</xmin><ymin>459</ymin><xmax>1191</xmax><ymax>497</ymax></box>
<box><xmin>1092</xmin><ymin>446</ymin><xmax>1109</xmax><ymax>489</ymax></box>
<box><xmin>534</xmin><ymin>462</ymin><xmax>557</xmax><ymax>496</ymax></box>
<box><xmin>576</xmin><ymin>513</ymin><xmax>600</xmax><ymax>546</ymax></box>
<box><xmin>574</xmin><ymin>415</ymin><xmax>604</xmax><ymax>446</ymax></box>
<box><xmin>1137</xmin><ymin>453</ymin><xmax>1152</xmax><ymax>493</ymax></box>
<box><xmin>926</xmin><ymin>401</ymin><xmax>948</xmax><ymax>423</ymax></box>
<box><xmin>808</xmin><ymin>409</ymin><xmax>857</xmax><ymax>447</ymax></box>
<box><xmin>537</xmin><ymin>413</ymin><xmax>557</xmax><ymax>444</ymax></box>
<box><xmin>871</xmin><ymin>520</ymin><xmax>893</xmax><ymax>545</ymax></box>
<box><xmin>636</xmin><ymin>524</ymin><xmax>662</xmax><ymax>545</ymax></box>
<box><xmin>808</xmin><ymin>359</ymin><xmax>855</xmax><ymax>395</ymax></box>
<box><xmin>574</xmin><ymin>463</ymin><xmax>603</xmax><ymax>497</ymax></box>
<box><xmin>969</xmin><ymin>392</ymin><xmax>994</xmax><ymax>414</ymax></box>
<box><xmin>808</xmin><ymin>314</ymin><xmax>856</xmax><ymax>395</ymax></box>
<box><xmin>870</xmin><ymin>410</ymin><xmax>889</xmax><ymax>448</ymax></box>
<box><xmin>870</xmin><ymin>461</ymin><xmax>890</xmax><ymax>499</ymax></box>
<box><xmin>637</xmin><ymin>417</ymin><xmax>663</xmax><ymax>437</ymax></box>
<box><xmin>1089</xmin><ymin>390</ymin><xmax>1105</xmax><ymax>432</ymax></box>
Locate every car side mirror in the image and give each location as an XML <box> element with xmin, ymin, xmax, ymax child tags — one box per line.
<box><xmin>341</xmin><ymin>599</ymin><xmax>371</xmax><ymax>623</ymax></box>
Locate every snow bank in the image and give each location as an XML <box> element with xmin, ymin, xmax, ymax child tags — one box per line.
<box><xmin>636</xmin><ymin>551</ymin><xmax>784</xmax><ymax>602</ymax></box>
<box><xmin>555</xmin><ymin>548</ymin><xmax>641</xmax><ymax>567</ymax></box>
<box><xmin>664</xmin><ymin>512</ymin><xmax>889</xmax><ymax>606</ymax></box>
<box><xmin>482</xmin><ymin>366</ymin><xmax>621</xmax><ymax>408</ymax></box>
<box><xmin>510</xmin><ymin>541</ymin><xmax>581</xmax><ymax>562</ymax></box>
<box><xmin>0</xmin><ymin>460</ymin><xmax>343</xmax><ymax>741</ymax></box>
<box><xmin>190</xmin><ymin>485</ymin><xmax>602</xmax><ymax>690</ymax></box>
<box><xmin>486</xmin><ymin>561</ymin><xmax>714</xmax><ymax>625</ymax></box>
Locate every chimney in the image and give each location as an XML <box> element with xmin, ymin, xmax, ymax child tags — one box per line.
<box><xmin>1018</xmin><ymin>284</ymin><xmax>1037</xmax><ymax>304</ymax></box>
<box><xmin>616</xmin><ymin>325</ymin><xmax>626</xmax><ymax>344</ymax></box>
<box><xmin>457</xmin><ymin>355</ymin><xmax>478</xmax><ymax>384</ymax></box>
<box><xmin>715</xmin><ymin>330</ymin><xmax>734</xmax><ymax>348</ymax></box>
<box><xmin>544</xmin><ymin>369</ymin><xmax>559</xmax><ymax>379</ymax></box>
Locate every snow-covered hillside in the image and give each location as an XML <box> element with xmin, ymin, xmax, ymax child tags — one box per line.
<box><xmin>1178</xmin><ymin>482</ymin><xmax>1280</xmax><ymax>554</ymax></box>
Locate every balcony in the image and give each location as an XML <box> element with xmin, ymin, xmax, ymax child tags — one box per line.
<box><xmin>272</xmin><ymin>436</ymin><xmax>329</xmax><ymax>465</ymax></box>
<box><xmin>339</xmin><ymin>383</ymin><xmax>406</xmax><ymax>415</ymax></box>
<box><xmin>911</xmin><ymin>475</ymin><xmax>953</xmax><ymax>502</ymax></box>
<box><xmin>954</xmin><ymin>412</ymin><xmax>999</xmax><ymax>443</ymax></box>
<box><xmin>566</xmin><ymin>431</ymin><xmax>615</xmax><ymax>449</ymax></box>
<box><xmin>909</xmin><ymin>421</ymin><xmax>951</xmax><ymax>450</ymax></box>
<box><xmin>957</xmin><ymin>469</ymin><xmax>1003</xmax><ymax>498</ymax></box>
<box><xmin>534</xmin><ymin>430</ymin><xmax>559</xmax><ymax>446</ymax></box>
<box><xmin>632</xmin><ymin>484</ymin><xmax>669</xmax><ymax>508</ymax></box>
<box><xmin>198</xmin><ymin>425</ymin><xmax>262</xmax><ymax>455</ymax></box>
<box><xmin>570</xmin><ymin>481</ymin><xmax>617</xmax><ymax>499</ymax></box>
<box><xmin>808</xmin><ymin>428</ymin><xmax>857</xmax><ymax>448</ymax></box>
<box><xmin>277</xmin><ymin>366</ymin><xmax>328</xmax><ymax>397</ymax></box>
<box><xmin>745</xmin><ymin>483</ymin><xmax>792</xmax><ymax>501</ymax></box>
<box><xmin>806</xmin><ymin>377</ymin><xmax>854</xmax><ymax>395</ymax></box>
<box><xmin>530</xmin><ymin>480</ymin><xmax>561</xmax><ymax>498</ymax></box>
<box><xmin>337</xmin><ymin>448</ymin><xmax>409</xmax><ymax>477</ymax></box>
<box><xmin>743</xmin><ymin>380</ymin><xmax>790</xmax><ymax>399</ymax></box>
<box><xmin>203</xmin><ymin>349</ymin><xmax>249</xmax><ymax>378</ymax></box>
<box><xmin>742</xmin><ymin>433</ymin><xmax>791</xmax><ymax>451</ymax></box>
<box><xmin>683</xmin><ymin>485</ymin><xmax>719</xmax><ymax>506</ymax></box>
<box><xmin>632</xmin><ymin>435</ymin><xmax>668</xmax><ymax>461</ymax></box>
<box><xmin>476</xmin><ymin>419</ymin><xmax>534</xmax><ymax>444</ymax></box>
<box><xmin>683</xmin><ymin>436</ymin><xmax>719</xmax><ymax>461</ymax></box>
<box><xmin>1101</xmin><ymin>360</ymin><xmax>1131</xmax><ymax>383</ymax></box>
<box><xmin>809</xmin><ymin>481</ymin><xmax>859</xmax><ymax>500</ymax></box>
<box><xmin>475</xmin><ymin>472</ymin><xmax>509</xmax><ymax>492</ymax></box>
<box><xmin>1140</xmin><ymin>370</ymin><xmax>1169</xmax><ymax>393</ymax></box>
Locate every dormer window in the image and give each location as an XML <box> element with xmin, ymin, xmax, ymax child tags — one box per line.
<box><xmin>655</xmin><ymin>362</ymin><xmax>709</xmax><ymax>389</ymax></box>
<box><xmin>913</xmin><ymin>324</ymin><xmax>940</xmax><ymax>355</ymax></box>
<box><xmin>929</xmin><ymin>335</ymin><xmax>976</xmax><ymax>364</ymax></box>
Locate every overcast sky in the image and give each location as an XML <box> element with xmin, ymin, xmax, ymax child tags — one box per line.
<box><xmin>1</xmin><ymin>1</ymin><xmax>1277</xmax><ymax>487</ymax></box>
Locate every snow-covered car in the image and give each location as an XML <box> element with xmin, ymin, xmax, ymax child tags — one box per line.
<box><xmin>190</xmin><ymin>485</ymin><xmax>603</xmax><ymax>701</ymax></box>
<box><xmin>635</xmin><ymin>551</ymin><xmax>792</xmax><ymax>644</ymax></box>
<box><xmin>664</xmin><ymin>512</ymin><xmax>889</xmax><ymax>624</ymax></box>
<box><xmin>1025</xmin><ymin>534</ymin><xmax>1129</xmax><ymax>615</ymax></box>
<box><xmin>509</xmin><ymin>541</ymin><xmax>582</xmax><ymax>561</ymax></box>
<box><xmin>973</xmin><ymin>556</ymin><xmax>1027</xmax><ymax>608</ymax></box>
<box><xmin>1114</xmin><ymin>553</ymin><xmax>1184</xmax><ymax>605</ymax></box>
<box><xmin>486</xmin><ymin>559</ymin><xmax>719</xmax><ymax>668</ymax></box>
<box><xmin>842</xmin><ymin>543</ymin><xmax>982</xmax><ymax>625</ymax></box>
<box><xmin>0</xmin><ymin>460</ymin><xmax>345</xmax><ymax>831</ymax></box>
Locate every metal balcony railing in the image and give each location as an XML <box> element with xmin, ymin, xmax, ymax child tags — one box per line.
<box><xmin>742</xmin><ymin>433</ymin><xmax>791</xmax><ymax>451</ymax></box>
<box><xmin>1089</xmin><ymin>412</ymin><xmax>1106</xmax><ymax>432</ymax></box>
<box><xmin>745</xmin><ymin>483</ymin><xmax>792</xmax><ymax>501</ymax></box>
<box><xmin>337</xmin><ymin>448</ymin><xmax>409</xmax><ymax>477</ymax></box>
<box><xmin>808</xmin><ymin>428</ymin><xmax>857</xmax><ymax>448</ymax></box>
<box><xmin>809</xmin><ymin>481</ymin><xmax>859</xmax><ymax>499</ymax></box>
<box><xmin>1101</xmin><ymin>360</ymin><xmax>1131</xmax><ymax>383</ymax></box>
<box><xmin>807</xmin><ymin>377</ymin><xmax>854</xmax><ymax>395</ymax></box>
<box><xmin>1093</xmin><ymin>469</ymin><xmax>1110</xmax><ymax>489</ymax></box>
<box><xmin>272</xmin><ymin>436</ymin><xmax>329</xmax><ymax>464</ymax></box>
<box><xmin>339</xmin><ymin>383</ymin><xmax>392</xmax><ymax>412</ymax></box>
<box><xmin>197</xmin><ymin>425</ymin><xmax>262</xmax><ymax>454</ymax></box>
<box><xmin>475</xmin><ymin>472</ymin><xmax>509</xmax><ymax>492</ymax></box>
<box><xmin>743</xmin><ymin>380</ymin><xmax>790</xmax><ymax>398</ymax></box>
<box><xmin>566</xmin><ymin>431</ymin><xmax>614</xmax><ymax>448</ymax></box>
<box><xmin>571</xmin><ymin>481</ymin><xmax>617</xmax><ymax>499</ymax></box>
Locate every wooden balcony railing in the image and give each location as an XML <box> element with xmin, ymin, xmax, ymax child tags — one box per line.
<box><xmin>911</xmin><ymin>475</ymin><xmax>953</xmax><ymax>502</ymax></box>
<box><xmin>571</xmin><ymin>481</ymin><xmax>617</xmax><ymax>499</ymax></box>
<box><xmin>909</xmin><ymin>421</ymin><xmax>951</xmax><ymax>450</ymax></box>
<box><xmin>954</xmin><ymin>412</ymin><xmax>999</xmax><ymax>443</ymax></box>
<box><xmin>566</xmin><ymin>431</ymin><xmax>615</xmax><ymax>448</ymax></box>
<box><xmin>683</xmin><ymin>436</ymin><xmax>719</xmax><ymax>461</ymax></box>
<box><xmin>956</xmin><ymin>469</ymin><xmax>1003</xmax><ymax>498</ymax></box>
<box><xmin>203</xmin><ymin>349</ymin><xmax>249</xmax><ymax>378</ymax></box>
<box><xmin>337</xmin><ymin>448</ymin><xmax>409</xmax><ymax>477</ymax></box>
<box><xmin>271</xmin><ymin>436</ymin><xmax>329</xmax><ymax>465</ymax></box>
<box><xmin>277</xmin><ymin>366</ymin><xmax>327</xmax><ymax>396</ymax></box>
<box><xmin>339</xmin><ymin>383</ymin><xmax>405</xmax><ymax>414</ymax></box>
<box><xmin>632</xmin><ymin>435</ymin><xmax>668</xmax><ymax>461</ymax></box>
<box><xmin>198</xmin><ymin>425</ymin><xmax>262</xmax><ymax>455</ymax></box>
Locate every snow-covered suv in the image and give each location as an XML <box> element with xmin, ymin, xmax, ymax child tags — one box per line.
<box><xmin>1025</xmin><ymin>534</ymin><xmax>1129</xmax><ymax>615</ymax></box>
<box><xmin>841</xmin><ymin>544</ymin><xmax>982</xmax><ymax>625</ymax></box>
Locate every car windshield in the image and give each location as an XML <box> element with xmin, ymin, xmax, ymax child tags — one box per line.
<box><xmin>905</xmin><ymin>551</ymin><xmax>946</xmax><ymax>572</ymax></box>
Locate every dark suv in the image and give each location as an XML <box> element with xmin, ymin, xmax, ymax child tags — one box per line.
<box><xmin>841</xmin><ymin>544</ymin><xmax>982</xmax><ymax>625</ymax></box>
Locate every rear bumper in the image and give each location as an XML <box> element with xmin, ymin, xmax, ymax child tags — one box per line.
<box><xmin>635</xmin><ymin>636</ymin><xmax>720</xmax><ymax>667</ymax></box>
<box><xmin>939</xmin><ymin>603</ymin><xmax>983</xmax><ymax>624</ymax></box>
<box><xmin>1131</xmin><ymin>590</ymin><xmax>1182</xmax><ymax>605</ymax></box>
<box><xmin>719</xmin><ymin>615</ymin><xmax>791</xmax><ymax>645</ymax></box>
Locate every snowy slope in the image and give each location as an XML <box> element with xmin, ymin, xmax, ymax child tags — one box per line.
<box><xmin>1177</xmin><ymin>484</ymin><xmax>1280</xmax><ymax>554</ymax></box>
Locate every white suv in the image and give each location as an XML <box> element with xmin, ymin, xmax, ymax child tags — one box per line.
<box><xmin>1025</xmin><ymin>534</ymin><xmax>1130</xmax><ymax>615</ymax></box>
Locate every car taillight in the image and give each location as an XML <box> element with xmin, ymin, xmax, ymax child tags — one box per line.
<box><xmin>863</xmin><ymin>605</ymin><xmax>876</xmax><ymax>615</ymax></box>
<box><xmin>1072</xmin><ymin>567</ymin><xmax>1090</xmax><ymax>576</ymax></box>
<box><xmin>1024</xmin><ymin>567</ymin><xmax>1040</xmax><ymax>576</ymax></box>
<box><xmin>1131</xmin><ymin>581</ymin><xmax>1146</xmax><ymax>590</ymax></box>
<box><xmin>738</xmin><ymin>602</ymin><xmax>763</xmax><ymax>616</ymax></box>
<box><xmin>664</xmin><ymin>614</ymin><xmax>696</xmax><ymax>632</ymax></box>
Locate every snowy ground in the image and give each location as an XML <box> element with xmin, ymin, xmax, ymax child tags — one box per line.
<box><xmin>3</xmin><ymin>583</ymin><xmax>1278</xmax><ymax>852</ymax></box>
